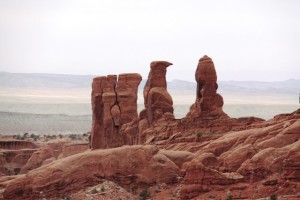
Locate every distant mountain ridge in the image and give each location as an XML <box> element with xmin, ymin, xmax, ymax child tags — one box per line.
<box><xmin>1</xmin><ymin>71</ymin><xmax>299</xmax><ymax>88</ymax></box>
<box><xmin>0</xmin><ymin>72</ymin><xmax>93</xmax><ymax>89</ymax></box>
<box><xmin>0</xmin><ymin>72</ymin><xmax>299</xmax><ymax>96</ymax></box>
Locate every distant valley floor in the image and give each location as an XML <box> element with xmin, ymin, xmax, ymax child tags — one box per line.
<box><xmin>0</xmin><ymin>103</ymin><xmax>299</xmax><ymax>135</ymax></box>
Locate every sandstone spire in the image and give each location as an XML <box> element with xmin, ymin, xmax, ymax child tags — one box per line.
<box><xmin>187</xmin><ymin>55</ymin><xmax>227</xmax><ymax>118</ymax></box>
<box><xmin>91</xmin><ymin>73</ymin><xmax>142</xmax><ymax>149</ymax></box>
<box><xmin>141</xmin><ymin>61</ymin><xmax>174</xmax><ymax>124</ymax></box>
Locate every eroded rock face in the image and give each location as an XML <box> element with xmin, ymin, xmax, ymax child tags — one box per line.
<box><xmin>0</xmin><ymin>140</ymin><xmax>36</xmax><ymax>150</ymax></box>
<box><xmin>143</xmin><ymin>61</ymin><xmax>174</xmax><ymax>125</ymax></box>
<box><xmin>2</xmin><ymin>145</ymin><xmax>193</xmax><ymax>200</ymax></box>
<box><xmin>187</xmin><ymin>55</ymin><xmax>227</xmax><ymax>118</ymax></box>
<box><xmin>0</xmin><ymin>149</ymin><xmax>36</xmax><ymax>175</ymax></box>
<box><xmin>57</xmin><ymin>143</ymin><xmax>88</xmax><ymax>159</ymax></box>
<box><xmin>2</xmin><ymin>113</ymin><xmax>299</xmax><ymax>200</ymax></box>
<box><xmin>91</xmin><ymin>73</ymin><xmax>142</xmax><ymax>149</ymax></box>
<box><xmin>91</xmin><ymin>62</ymin><xmax>175</xmax><ymax>149</ymax></box>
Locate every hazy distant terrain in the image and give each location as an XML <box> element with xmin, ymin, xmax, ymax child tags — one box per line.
<box><xmin>0</xmin><ymin>72</ymin><xmax>299</xmax><ymax>134</ymax></box>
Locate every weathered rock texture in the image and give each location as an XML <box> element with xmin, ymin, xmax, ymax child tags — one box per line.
<box><xmin>57</xmin><ymin>143</ymin><xmax>88</xmax><ymax>159</ymax></box>
<box><xmin>142</xmin><ymin>61</ymin><xmax>174</xmax><ymax>125</ymax></box>
<box><xmin>2</xmin><ymin>145</ymin><xmax>193</xmax><ymax>200</ymax></box>
<box><xmin>90</xmin><ymin>57</ymin><xmax>267</xmax><ymax>150</ymax></box>
<box><xmin>91</xmin><ymin>73</ymin><xmax>142</xmax><ymax>149</ymax></box>
<box><xmin>0</xmin><ymin>140</ymin><xmax>36</xmax><ymax>150</ymax></box>
<box><xmin>2</xmin><ymin>112</ymin><xmax>300</xmax><ymax>200</ymax></box>
<box><xmin>91</xmin><ymin>62</ymin><xmax>175</xmax><ymax>149</ymax></box>
<box><xmin>0</xmin><ymin>149</ymin><xmax>36</xmax><ymax>176</ymax></box>
<box><xmin>187</xmin><ymin>55</ymin><xmax>227</xmax><ymax>118</ymax></box>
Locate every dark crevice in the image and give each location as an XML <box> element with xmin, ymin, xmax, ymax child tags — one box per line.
<box><xmin>110</xmin><ymin>75</ymin><xmax>121</xmax><ymax>127</ymax></box>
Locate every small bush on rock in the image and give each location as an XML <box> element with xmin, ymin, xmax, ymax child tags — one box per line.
<box><xmin>139</xmin><ymin>188</ymin><xmax>151</xmax><ymax>200</ymax></box>
<box><xmin>270</xmin><ymin>194</ymin><xmax>277</xmax><ymax>200</ymax></box>
<box><xmin>226</xmin><ymin>194</ymin><xmax>233</xmax><ymax>200</ymax></box>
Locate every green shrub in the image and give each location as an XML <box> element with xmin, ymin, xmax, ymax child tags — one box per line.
<box><xmin>15</xmin><ymin>135</ymin><xmax>23</xmax><ymax>140</ymax></box>
<box><xmin>139</xmin><ymin>188</ymin><xmax>151</xmax><ymax>200</ymax></box>
<box><xmin>30</xmin><ymin>133</ymin><xmax>39</xmax><ymax>141</ymax></box>
<box><xmin>23</xmin><ymin>133</ymin><xmax>29</xmax><ymax>138</ymax></box>
<box><xmin>196</xmin><ymin>132</ymin><xmax>203</xmax><ymax>138</ymax></box>
<box><xmin>270</xmin><ymin>194</ymin><xmax>277</xmax><ymax>200</ymax></box>
<box><xmin>68</xmin><ymin>134</ymin><xmax>78</xmax><ymax>140</ymax></box>
<box><xmin>90</xmin><ymin>188</ymin><xmax>98</xmax><ymax>194</ymax></box>
<box><xmin>131</xmin><ymin>185</ymin><xmax>138</xmax><ymax>193</ymax></box>
<box><xmin>63</xmin><ymin>195</ymin><xmax>71</xmax><ymax>200</ymax></box>
<box><xmin>226</xmin><ymin>194</ymin><xmax>233</xmax><ymax>200</ymax></box>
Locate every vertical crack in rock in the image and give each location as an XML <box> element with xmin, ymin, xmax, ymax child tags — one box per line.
<box><xmin>91</xmin><ymin>56</ymin><xmax>229</xmax><ymax>149</ymax></box>
<box><xmin>110</xmin><ymin>75</ymin><xmax>121</xmax><ymax>127</ymax></box>
<box><xmin>91</xmin><ymin>73</ymin><xmax>142</xmax><ymax>149</ymax></box>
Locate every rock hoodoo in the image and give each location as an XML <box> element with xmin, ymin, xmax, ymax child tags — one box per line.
<box><xmin>91</xmin><ymin>73</ymin><xmax>142</xmax><ymax>149</ymax></box>
<box><xmin>187</xmin><ymin>55</ymin><xmax>227</xmax><ymax>118</ymax></box>
<box><xmin>142</xmin><ymin>61</ymin><xmax>174</xmax><ymax>125</ymax></box>
<box><xmin>91</xmin><ymin>61</ymin><xmax>174</xmax><ymax>149</ymax></box>
<box><xmin>90</xmin><ymin>56</ymin><xmax>262</xmax><ymax>150</ymax></box>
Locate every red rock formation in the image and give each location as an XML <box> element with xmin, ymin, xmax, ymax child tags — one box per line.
<box><xmin>2</xmin><ymin>112</ymin><xmax>299</xmax><ymax>200</ymax></box>
<box><xmin>91</xmin><ymin>57</ymin><xmax>266</xmax><ymax>149</ymax></box>
<box><xmin>2</xmin><ymin>145</ymin><xmax>193</xmax><ymax>200</ymax></box>
<box><xmin>91</xmin><ymin>73</ymin><xmax>142</xmax><ymax>149</ymax></box>
<box><xmin>187</xmin><ymin>55</ymin><xmax>228</xmax><ymax>118</ymax></box>
<box><xmin>90</xmin><ymin>62</ymin><xmax>174</xmax><ymax>149</ymax></box>
<box><xmin>0</xmin><ymin>149</ymin><xmax>36</xmax><ymax>175</ymax></box>
<box><xmin>57</xmin><ymin>143</ymin><xmax>88</xmax><ymax>159</ymax></box>
<box><xmin>143</xmin><ymin>61</ymin><xmax>174</xmax><ymax>125</ymax></box>
<box><xmin>116</xmin><ymin>73</ymin><xmax>141</xmax><ymax>124</ymax></box>
<box><xmin>0</xmin><ymin>139</ymin><xmax>38</xmax><ymax>176</ymax></box>
<box><xmin>19</xmin><ymin>147</ymin><xmax>54</xmax><ymax>174</ymax></box>
<box><xmin>0</xmin><ymin>140</ymin><xmax>36</xmax><ymax>150</ymax></box>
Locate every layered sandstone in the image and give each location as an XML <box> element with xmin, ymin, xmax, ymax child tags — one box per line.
<box><xmin>0</xmin><ymin>149</ymin><xmax>36</xmax><ymax>175</ymax></box>
<box><xmin>91</xmin><ymin>62</ymin><xmax>175</xmax><ymax>149</ymax></box>
<box><xmin>143</xmin><ymin>61</ymin><xmax>174</xmax><ymax>124</ymax></box>
<box><xmin>0</xmin><ymin>140</ymin><xmax>36</xmax><ymax>150</ymax></box>
<box><xmin>187</xmin><ymin>55</ymin><xmax>228</xmax><ymax>118</ymax></box>
<box><xmin>2</xmin><ymin>145</ymin><xmax>193</xmax><ymax>200</ymax></box>
<box><xmin>2</xmin><ymin>112</ymin><xmax>299</xmax><ymax>200</ymax></box>
<box><xmin>91</xmin><ymin>73</ymin><xmax>142</xmax><ymax>149</ymax></box>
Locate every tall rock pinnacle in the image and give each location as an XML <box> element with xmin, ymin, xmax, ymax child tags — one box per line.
<box><xmin>187</xmin><ymin>55</ymin><xmax>227</xmax><ymax>118</ymax></box>
<box><xmin>91</xmin><ymin>73</ymin><xmax>142</xmax><ymax>149</ymax></box>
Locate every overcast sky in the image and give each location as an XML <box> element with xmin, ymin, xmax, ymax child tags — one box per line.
<box><xmin>0</xmin><ymin>0</ymin><xmax>300</xmax><ymax>81</ymax></box>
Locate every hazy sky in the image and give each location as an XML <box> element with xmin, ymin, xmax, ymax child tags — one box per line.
<box><xmin>0</xmin><ymin>0</ymin><xmax>300</xmax><ymax>81</ymax></box>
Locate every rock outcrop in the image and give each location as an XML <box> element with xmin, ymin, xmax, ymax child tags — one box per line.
<box><xmin>187</xmin><ymin>55</ymin><xmax>228</xmax><ymax>118</ymax></box>
<box><xmin>0</xmin><ymin>149</ymin><xmax>36</xmax><ymax>175</ymax></box>
<box><xmin>91</xmin><ymin>73</ymin><xmax>142</xmax><ymax>149</ymax></box>
<box><xmin>2</xmin><ymin>145</ymin><xmax>193</xmax><ymax>200</ymax></box>
<box><xmin>57</xmin><ymin>143</ymin><xmax>88</xmax><ymax>159</ymax></box>
<box><xmin>142</xmin><ymin>61</ymin><xmax>174</xmax><ymax>125</ymax></box>
<box><xmin>0</xmin><ymin>140</ymin><xmax>36</xmax><ymax>150</ymax></box>
<box><xmin>91</xmin><ymin>62</ymin><xmax>175</xmax><ymax>149</ymax></box>
<box><xmin>2</xmin><ymin>112</ymin><xmax>300</xmax><ymax>200</ymax></box>
<box><xmin>90</xmin><ymin>57</ymin><xmax>267</xmax><ymax>150</ymax></box>
<box><xmin>0</xmin><ymin>140</ymin><xmax>38</xmax><ymax>176</ymax></box>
